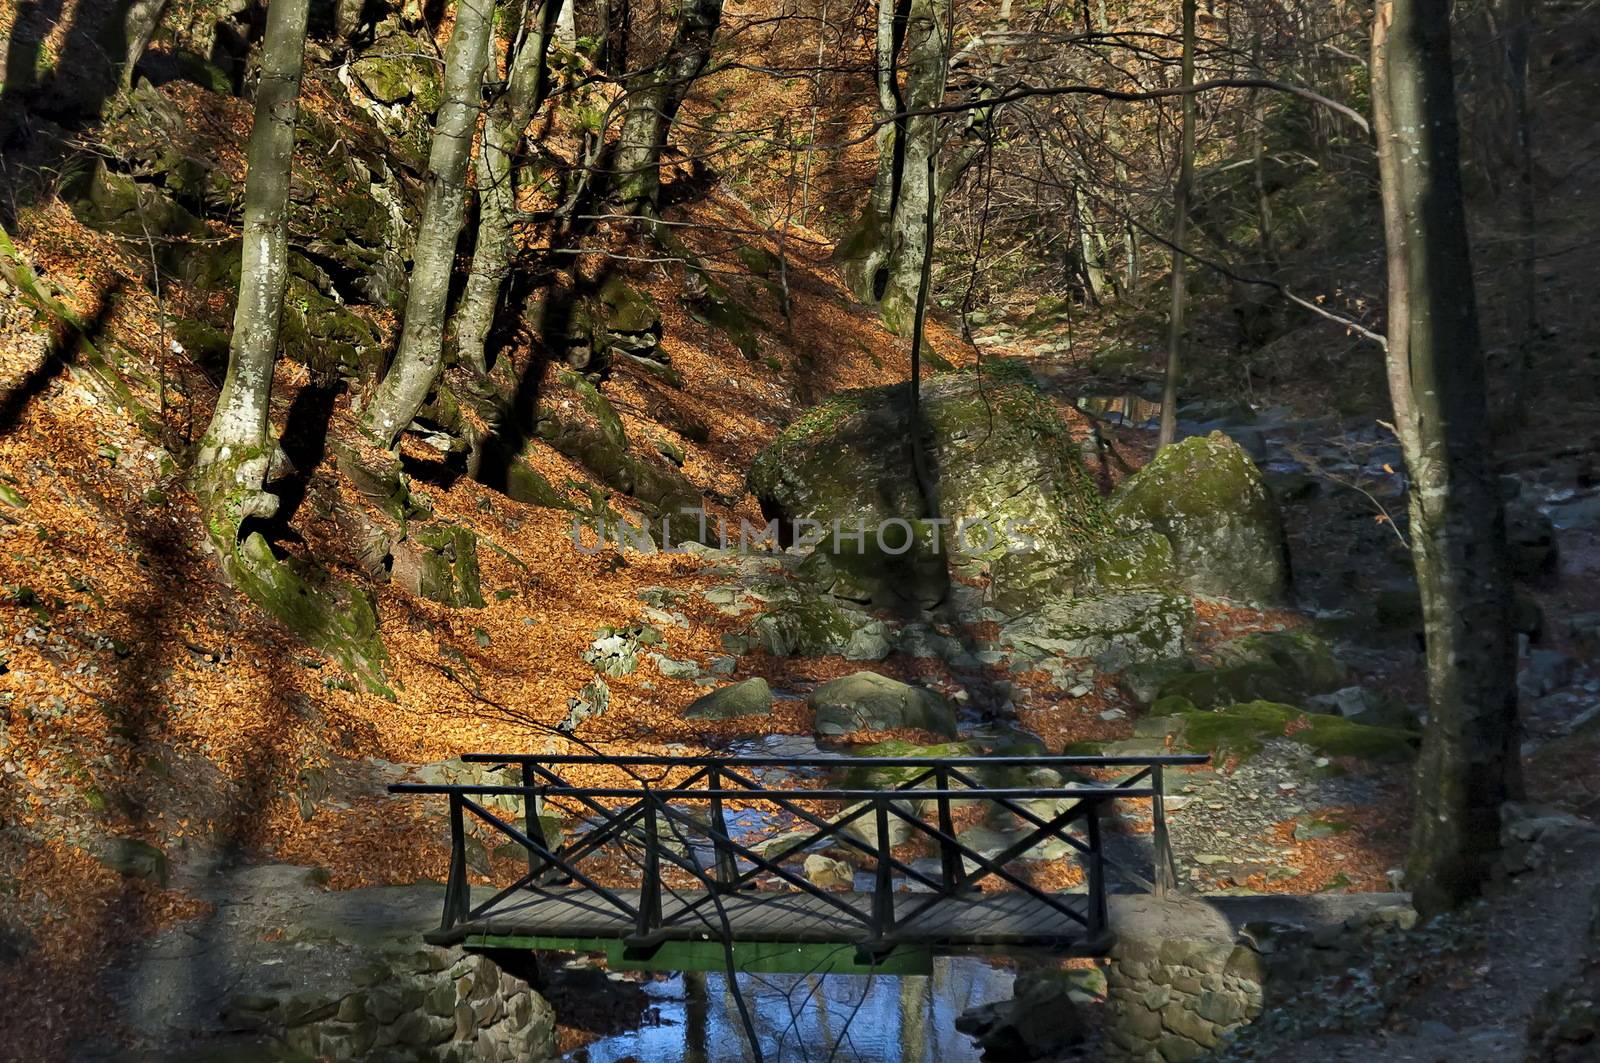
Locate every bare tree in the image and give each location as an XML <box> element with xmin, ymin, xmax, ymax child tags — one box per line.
<box><xmin>1372</xmin><ymin>0</ymin><xmax>1518</xmax><ymax>915</ymax></box>
<box><xmin>611</xmin><ymin>0</ymin><xmax>725</xmax><ymax>216</ymax></box>
<box><xmin>193</xmin><ymin>0</ymin><xmax>311</xmax><ymax>541</ymax></box>
<box><xmin>360</xmin><ymin>0</ymin><xmax>497</xmax><ymax>449</ymax></box>
<box><xmin>1157</xmin><ymin>0</ymin><xmax>1197</xmax><ymax>451</ymax></box>
<box><xmin>454</xmin><ymin>0</ymin><xmax>563</xmax><ymax>376</ymax></box>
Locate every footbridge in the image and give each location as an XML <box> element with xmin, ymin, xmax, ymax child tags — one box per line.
<box><xmin>390</xmin><ymin>751</ymin><xmax>1209</xmax><ymax>975</ymax></box>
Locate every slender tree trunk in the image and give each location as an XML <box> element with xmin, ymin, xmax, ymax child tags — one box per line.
<box><xmin>335</xmin><ymin>0</ymin><xmax>365</xmax><ymax>43</ymax></box>
<box><xmin>454</xmin><ymin>0</ymin><xmax>560</xmax><ymax>375</ymax></box>
<box><xmin>1372</xmin><ymin>0</ymin><xmax>1519</xmax><ymax>916</ymax></box>
<box><xmin>120</xmin><ymin>0</ymin><xmax>170</xmax><ymax>90</ymax></box>
<box><xmin>194</xmin><ymin>0</ymin><xmax>311</xmax><ymax>524</ymax></box>
<box><xmin>874</xmin><ymin>0</ymin><xmax>951</xmax><ymax>334</ymax></box>
<box><xmin>1157</xmin><ymin>0</ymin><xmax>1196</xmax><ymax>450</ymax></box>
<box><xmin>361</xmin><ymin>0</ymin><xmax>496</xmax><ymax>449</ymax></box>
<box><xmin>1498</xmin><ymin>0</ymin><xmax>1537</xmax><ymax>423</ymax></box>
<box><xmin>611</xmin><ymin>0</ymin><xmax>724</xmax><ymax>215</ymax></box>
<box><xmin>555</xmin><ymin>0</ymin><xmax>576</xmax><ymax>47</ymax></box>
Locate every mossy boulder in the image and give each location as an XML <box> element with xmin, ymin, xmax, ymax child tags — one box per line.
<box><xmin>390</xmin><ymin>523</ymin><xmax>484</xmax><ymax>608</ymax></box>
<box><xmin>1156</xmin><ymin>630</ymin><xmax>1345</xmax><ymax>710</ymax></box>
<box><xmin>1172</xmin><ymin>700</ymin><xmax>1417</xmax><ymax>762</ymax></box>
<box><xmin>747</xmin><ymin>597</ymin><xmax>874</xmax><ymax>658</ymax></box>
<box><xmin>1212</xmin><ymin>630</ymin><xmax>1346</xmax><ymax>691</ymax></box>
<box><xmin>808</xmin><ymin>672</ymin><xmax>957</xmax><ymax>737</ymax></box>
<box><xmin>351</xmin><ymin>28</ymin><xmax>443</xmax><ymax>110</ymax></box>
<box><xmin>1110</xmin><ymin>431</ymin><xmax>1288</xmax><ymax>604</ymax></box>
<box><xmin>1072</xmin><ymin>529</ymin><xmax>1178</xmax><ymax>594</ymax></box>
<box><xmin>280</xmin><ymin>261</ymin><xmax>382</xmax><ymax>381</ymax></box>
<box><xmin>685</xmin><ymin>677</ymin><xmax>773</xmax><ymax>720</ymax></box>
<box><xmin>749</xmin><ymin>370</ymin><xmax>1114</xmax><ymax>612</ymax></box>
<box><xmin>1002</xmin><ymin>589</ymin><xmax>1195</xmax><ymax>669</ymax></box>
<box><xmin>535</xmin><ymin>371</ymin><xmax>701</xmax><ymax>537</ymax></box>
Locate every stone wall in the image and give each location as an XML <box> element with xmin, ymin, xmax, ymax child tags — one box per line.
<box><xmin>224</xmin><ymin>947</ymin><xmax>556</xmax><ymax>1062</ymax></box>
<box><xmin>1095</xmin><ymin>893</ymin><xmax>1417</xmax><ymax>1061</ymax></box>
<box><xmin>1103</xmin><ymin>937</ymin><xmax>1266</xmax><ymax>1061</ymax></box>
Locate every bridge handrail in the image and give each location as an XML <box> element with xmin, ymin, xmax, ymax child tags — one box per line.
<box><xmin>390</xmin><ymin>751</ymin><xmax>1210</xmax><ymax>955</ymax></box>
<box><xmin>450</xmin><ymin>752</ymin><xmax>1211</xmax><ymax>768</ymax></box>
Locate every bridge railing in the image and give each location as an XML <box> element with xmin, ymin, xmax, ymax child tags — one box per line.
<box><xmin>390</xmin><ymin>752</ymin><xmax>1208</xmax><ymax>952</ymax></box>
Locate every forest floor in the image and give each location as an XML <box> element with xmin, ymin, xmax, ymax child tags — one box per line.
<box><xmin>3</xmin><ymin>12</ymin><xmax>1600</xmax><ymax>1061</ymax></box>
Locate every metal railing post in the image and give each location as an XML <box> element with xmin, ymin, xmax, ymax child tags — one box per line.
<box><xmin>443</xmin><ymin>792</ymin><xmax>470</xmax><ymax>931</ymax></box>
<box><xmin>935</xmin><ymin>765</ymin><xmax>962</xmax><ymax>892</ymax></box>
<box><xmin>522</xmin><ymin>759</ymin><xmax>548</xmax><ymax>882</ymax></box>
<box><xmin>636</xmin><ymin>791</ymin><xmax>663</xmax><ymax>939</ymax></box>
<box><xmin>706</xmin><ymin>764</ymin><xmax>737</xmax><ymax>892</ymax></box>
<box><xmin>1151</xmin><ymin>764</ymin><xmax>1179</xmax><ymax>897</ymax></box>
<box><xmin>871</xmin><ymin>798</ymin><xmax>895</xmax><ymax>939</ymax></box>
<box><xmin>1086</xmin><ymin>798</ymin><xmax>1108</xmax><ymax>937</ymax></box>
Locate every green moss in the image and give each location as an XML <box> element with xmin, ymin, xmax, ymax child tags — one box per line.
<box><xmin>1298</xmin><ymin>714</ymin><xmax>1418</xmax><ymax>762</ymax></box>
<box><xmin>1109</xmin><ymin>431</ymin><xmax>1287</xmax><ymax>604</ymax></box>
<box><xmin>234</xmin><ymin>533</ymin><xmax>392</xmax><ymax>697</ymax></box>
<box><xmin>1214</xmin><ymin>630</ymin><xmax>1346</xmax><ymax>691</ymax></box>
<box><xmin>505</xmin><ymin>462</ymin><xmax>569</xmax><ymax>509</ymax></box>
<box><xmin>1077</xmin><ymin>529</ymin><xmax>1176</xmax><ymax>590</ymax></box>
<box><xmin>596</xmin><ymin>275</ymin><xmax>659</xmax><ymax>334</ymax></box>
<box><xmin>747</xmin><ymin>597</ymin><xmax>862</xmax><ymax>657</ymax></box>
<box><xmin>556</xmin><ymin>370</ymin><xmax>627</xmax><ymax>449</ymax></box>
<box><xmin>1149</xmin><ymin>694</ymin><xmax>1198</xmax><ymax>716</ymax></box>
<box><xmin>1157</xmin><ymin>663</ymin><xmax>1303</xmax><ymax>710</ymax></box>
<box><xmin>1173</xmin><ymin>700</ymin><xmax>1417</xmax><ymax>762</ymax></box>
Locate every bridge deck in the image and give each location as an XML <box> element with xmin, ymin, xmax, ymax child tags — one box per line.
<box><xmin>425</xmin><ymin>887</ymin><xmax>1106</xmax><ymax>952</ymax></box>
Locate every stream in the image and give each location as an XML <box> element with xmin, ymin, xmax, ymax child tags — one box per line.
<box><xmin>566</xmin><ymin>957</ymin><xmax>1015</xmax><ymax>1062</ymax></box>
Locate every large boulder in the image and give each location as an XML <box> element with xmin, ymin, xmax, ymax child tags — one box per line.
<box><xmin>808</xmin><ymin>672</ymin><xmax>957</xmax><ymax>737</ymax></box>
<box><xmin>1110</xmin><ymin>431</ymin><xmax>1288</xmax><ymax>604</ymax></box>
<box><xmin>749</xmin><ymin>370</ymin><xmax>1114</xmax><ymax>611</ymax></box>
<box><xmin>1002</xmin><ymin>590</ymin><xmax>1195</xmax><ymax>669</ymax></box>
<box><xmin>685</xmin><ymin>677</ymin><xmax>774</xmax><ymax>720</ymax></box>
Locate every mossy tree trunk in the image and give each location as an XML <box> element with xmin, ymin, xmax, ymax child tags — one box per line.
<box><xmin>1156</xmin><ymin>0</ymin><xmax>1196</xmax><ymax>451</ymax></box>
<box><xmin>611</xmin><ymin>0</ymin><xmax>724</xmax><ymax>216</ymax></box>
<box><xmin>120</xmin><ymin>0</ymin><xmax>170</xmax><ymax>90</ymax></box>
<box><xmin>187</xmin><ymin>0</ymin><xmax>389</xmax><ymax>693</ymax></box>
<box><xmin>194</xmin><ymin>0</ymin><xmax>311</xmax><ymax>533</ymax></box>
<box><xmin>360</xmin><ymin>0</ymin><xmax>496</xmax><ymax>449</ymax></box>
<box><xmin>835</xmin><ymin>0</ymin><xmax>952</xmax><ymax>335</ymax></box>
<box><xmin>454</xmin><ymin>0</ymin><xmax>562</xmax><ymax>376</ymax></box>
<box><xmin>1372</xmin><ymin>0</ymin><xmax>1518</xmax><ymax>916</ymax></box>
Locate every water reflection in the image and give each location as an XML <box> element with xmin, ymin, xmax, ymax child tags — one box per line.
<box><xmin>567</xmin><ymin>958</ymin><xmax>1014</xmax><ymax>1063</ymax></box>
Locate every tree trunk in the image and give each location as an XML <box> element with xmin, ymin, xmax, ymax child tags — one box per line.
<box><xmin>836</xmin><ymin>0</ymin><xmax>951</xmax><ymax>334</ymax></box>
<box><xmin>120</xmin><ymin>0</ymin><xmax>170</xmax><ymax>90</ymax></box>
<box><xmin>454</xmin><ymin>0</ymin><xmax>560</xmax><ymax>375</ymax></box>
<box><xmin>611</xmin><ymin>0</ymin><xmax>724</xmax><ymax>216</ymax></box>
<box><xmin>1157</xmin><ymin>0</ymin><xmax>1196</xmax><ymax>450</ymax></box>
<box><xmin>1372</xmin><ymin>0</ymin><xmax>1518</xmax><ymax>916</ymax></box>
<box><xmin>335</xmin><ymin>0</ymin><xmax>365</xmax><ymax>43</ymax></box>
<box><xmin>874</xmin><ymin>0</ymin><xmax>948</xmax><ymax>333</ymax></box>
<box><xmin>360</xmin><ymin>0</ymin><xmax>496</xmax><ymax>449</ymax></box>
<box><xmin>194</xmin><ymin>0</ymin><xmax>311</xmax><ymax>526</ymax></box>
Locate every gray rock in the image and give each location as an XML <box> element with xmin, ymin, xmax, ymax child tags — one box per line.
<box><xmin>844</xmin><ymin>621</ymin><xmax>893</xmax><ymax>661</ymax></box>
<box><xmin>99</xmin><ymin>837</ymin><xmax>168</xmax><ymax>886</ymax></box>
<box><xmin>685</xmin><ymin>677</ymin><xmax>774</xmax><ymax>720</ymax></box>
<box><xmin>808</xmin><ymin>672</ymin><xmax>957</xmax><ymax>737</ymax></box>
<box><xmin>1520</xmin><ymin>649</ymin><xmax>1577</xmax><ymax>700</ymax></box>
<box><xmin>651</xmin><ymin>653</ymin><xmax>701</xmax><ymax>680</ymax></box>
<box><xmin>1109</xmin><ymin>431</ymin><xmax>1288</xmax><ymax>604</ymax></box>
<box><xmin>802</xmin><ymin>854</ymin><xmax>854</xmax><ymax>889</ymax></box>
<box><xmin>1304</xmin><ymin>686</ymin><xmax>1414</xmax><ymax>729</ymax></box>
<box><xmin>956</xmin><ymin>970</ymin><xmax>1089</xmax><ymax>1059</ymax></box>
<box><xmin>1002</xmin><ymin>590</ymin><xmax>1195</xmax><ymax>669</ymax></box>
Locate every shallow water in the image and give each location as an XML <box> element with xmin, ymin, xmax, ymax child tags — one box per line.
<box><xmin>566</xmin><ymin>957</ymin><xmax>1015</xmax><ymax>1063</ymax></box>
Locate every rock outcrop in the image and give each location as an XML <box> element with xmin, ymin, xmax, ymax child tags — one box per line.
<box><xmin>1110</xmin><ymin>431</ymin><xmax>1288</xmax><ymax>605</ymax></box>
